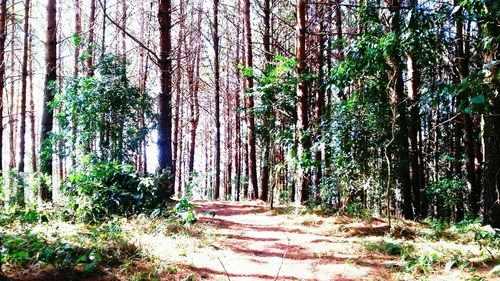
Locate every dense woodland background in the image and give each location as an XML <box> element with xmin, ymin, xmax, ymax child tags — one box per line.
<box><xmin>0</xmin><ymin>0</ymin><xmax>499</xmax><ymax>228</ymax></box>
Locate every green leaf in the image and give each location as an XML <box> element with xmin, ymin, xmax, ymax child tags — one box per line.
<box><xmin>470</xmin><ymin>94</ymin><xmax>486</xmax><ymax>105</ymax></box>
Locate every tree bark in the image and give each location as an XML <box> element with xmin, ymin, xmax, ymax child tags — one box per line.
<box><xmin>243</xmin><ymin>0</ymin><xmax>258</xmax><ymax>199</ymax></box>
<box><xmin>234</xmin><ymin>0</ymin><xmax>242</xmax><ymax>201</ymax></box>
<box><xmin>87</xmin><ymin>0</ymin><xmax>96</xmax><ymax>75</ymax></box>
<box><xmin>314</xmin><ymin>1</ymin><xmax>325</xmax><ymax>200</ymax></box>
<box><xmin>173</xmin><ymin>0</ymin><xmax>184</xmax><ymax>196</ymax></box>
<box><xmin>259</xmin><ymin>0</ymin><xmax>272</xmax><ymax>202</ymax></box>
<box><xmin>74</xmin><ymin>0</ymin><xmax>81</xmax><ymax>77</ymax></box>
<box><xmin>28</xmin><ymin>16</ymin><xmax>36</xmax><ymax>173</ymax></box>
<box><xmin>40</xmin><ymin>0</ymin><xmax>57</xmax><ymax>202</ymax></box>
<box><xmin>19</xmin><ymin>0</ymin><xmax>30</xmax><ymax>175</ymax></box>
<box><xmin>0</xmin><ymin>0</ymin><xmax>7</xmax><ymax>172</ymax></box>
<box><xmin>386</xmin><ymin>0</ymin><xmax>413</xmax><ymax>219</ymax></box>
<box><xmin>214</xmin><ymin>0</ymin><xmax>221</xmax><ymax>199</ymax></box>
<box><xmin>158</xmin><ymin>0</ymin><xmax>175</xmax><ymax>198</ymax></box>
<box><xmin>8</xmin><ymin>2</ymin><xmax>16</xmax><ymax>170</ymax></box>
<box><xmin>407</xmin><ymin>0</ymin><xmax>422</xmax><ymax>218</ymax></box>
<box><xmin>295</xmin><ymin>0</ymin><xmax>309</xmax><ymax>205</ymax></box>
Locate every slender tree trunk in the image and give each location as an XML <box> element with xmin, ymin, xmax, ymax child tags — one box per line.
<box><xmin>455</xmin><ymin>2</ymin><xmax>476</xmax><ymax>221</ymax></box>
<box><xmin>173</xmin><ymin>0</ymin><xmax>184</xmax><ymax>196</ymax></box>
<box><xmin>15</xmin><ymin>0</ymin><xmax>30</xmax><ymax>207</ymax></box>
<box><xmin>234</xmin><ymin>0</ymin><xmax>242</xmax><ymax>201</ymax></box>
<box><xmin>243</xmin><ymin>0</ymin><xmax>258</xmax><ymax>200</ymax></box>
<box><xmin>8</xmin><ymin>3</ymin><xmax>16</xmax><ymax>171</ymax></box>
<box><xmin>295</xmin><ymin>0</ymin><xmax>309</xmax><ymax>205</ymax></box>
<box><xmin>87</xmin><ymin>0</ymin><xmax>96</xmax><ymax>75</ymax></box>
<box><xmin>258</xmin><ymin>0</ymin><xmax>272</xmax><ymax>202</ymax></box>
<box><xmin>225</xmin><ymin>68</ymin><xmax>233</xmax><ymax>199</ymax></box>
<box><xmin>334</xmin><ymin>0</ymin><xmax>344</xmax><ymax>59</ymax></box>
<box><xmin>121</xmin><ymin>0</ymin><xmax>126</xmax><ymax>62</ymax></box>
<box><xmin>187</xmin><ymin>1</ymin><xmax>202</xmax><ymax>194</ymax></box>
<box><xmin>74</xmin><ymin>0</ymin><xmax>81</xmax><ymax>77</ymax></box>
<box><xmin>213</xmin><ymin>0</ymin><xmax>221</xmax><ymax>199</ymax></box>
<box><xmin>28</xmin><ymin>18</ymin><xmax>36</xmax><ymax>173</ymax></box>
<box><xmin>19</xmin><ymin>0</ymin><xmax>30</xmax><ymax>175</ymax></box>
<box><xmin>0</xmin><ymin>0</ymin><xmax>7</xmax><ymax>172</ymax></box>
<box><xmin>407</xmin><ymin>0</ymin><xmax>422</xmax><ymax>218</ymax></box>
<box><xmin>158</xmin><ymin>0</ymin><xmax>175</xmax><ymax>198</ymax></box>
<box><xmin>40</xmin><ymin>0</ymin><xmax>57</xmax><ymax>202</ymax></box>
<box><xmin>313</xmin><ymin>1</ymin><xmax>325</xmax><ymax>200</ymax></box>
<box><xmin>101</xmin><ymin>0</ymin><xmax>106</xmax><ymax>54</ymax></box>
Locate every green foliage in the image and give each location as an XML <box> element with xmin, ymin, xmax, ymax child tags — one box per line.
<box><xmin>64</xmin><ymin>159</ymin><xmax>167</xmax><ymax>223</ymax></box>
<box><xmin>0</xmin><ymin>208</ymin><xmax>41</xmax><ymax>226</ymax></box>
<box><xmin>364</xmin><ymin>240</ymin><xmax>414</xmax><ymax>257</ymax></box>
<box><xmin>405</xmin><ymin>252</ymin><xmax>441</xmax><ymax>274</ymax></box>
<box><xmin>173</xmin><ymin>197</ymin><xmax>197</xmax><ymax>224</ymax></box>
<box><xmin>0</xmin><ymin>218</ymin><xmax>137</xmax><ymax>273</ymax></box>
<box><xmin>53</xmin><ymin>54</ymin><xmax>154</xmax><ymax>164</ymax></box>
<box><xmin>70</xmin><ymin>32</ymin><xmax>82</xmax><ymax>48</ymax></box>
<box><xmin>346</xmin><ymin>203</ymin><xmax>369</xmax><ymax>218</ymax></box>
<box><xmin>426</xmin><ymin>177</ymin><xmax>466</xmax><ymax>210</ymax></box>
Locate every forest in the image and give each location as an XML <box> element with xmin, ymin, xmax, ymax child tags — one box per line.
<box><xmin>0</xmin><ymin>0</ymin><xmax>499</xmax><ymax>280</ymax></box>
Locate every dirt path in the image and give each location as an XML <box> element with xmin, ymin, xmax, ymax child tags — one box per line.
<box><xmin>180</xmin><ymin>201</ymin><xmax>394</xmax><ymax>281</ymax></box>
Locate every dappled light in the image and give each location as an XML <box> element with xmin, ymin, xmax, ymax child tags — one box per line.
<box><xmin>1</xmin><ymin>0</ymin><xmax>499</xmax><ymax>280</ymax></box>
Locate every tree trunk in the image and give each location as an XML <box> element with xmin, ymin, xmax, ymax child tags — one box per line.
<box><xmin>213</xmin><ymin>0</ymin><xmax>221</xmax><ymax>199</ymax></box>
<box><xmin>40</xmin><ymin>0</ymin><xmax>57</xmax><ymax>202</ymax></box>
<box><xmin>87</xmin><ymin>0</ymin><xmax>96</xmax><ymax>76</ymax></box>
<box><xmin>28</xmin><ymin>17</ymin><xmax>36</xmax><ymax>173</ymax></box>
<box><xmin>295</xmin><ymin>0</ymin><xmax>309</xmax><ymax>205</ymax></box>
<box><xmin>243</xmin><ymin>0</ymin><xmax>258</xmax><ymax>200</ymax></box>
<box><xmin>259</xmin><ymin>0</ymin><xmax>272</xmax><ymax>202</ymax></box>
<box><xmin>482</xmin><ymin>11</ymin><xmax>499</xmax><ymax>227</ymax></box>
<box><xmin>8</xmin><ymin>3</ymin><xmax>16</xmax><ymax>171</ymax></box>
<box><xmin>173</xmin><ymin>0</ymin><xmax>184</xmax><ymax>196</ymax></box>
<box><xmin>313</xmin><ymin>1</ymin><xmax>325</xmax><ymax>200</ymax></box>
<box><xmin>455</xmin><ymin>2</ymin><xmax>477</xmax><ymax>221</ymax></box>
<box><xmin>407</xmin><ymin>0</ymin><xmax>422</xmax><ymax>218</ymax></box>
<box><xmin>234</xmin><ymin>0</ymin><xmax>242</xmax><ymax>201</ymax></box>
<box><xmin>121</xmin><ymin>0</ymin><xmax>126</xmax><ymax>62</ymax></box>
<box><xmin>158</xmin><ymin>0</ymin><xmax>175</xmax><ymax>199</ymax></box>
<box><xmin>74</xmin><ymin>0</ymin><xmax>81</xmax><ymax>77</ymax></box>
<box><xmin>0</xmin><ymin>0</ymin><xmax>7</xmax><ymax>172</ymax></box>
<box><xmin>386</xmin><ymin>0</ymin><xmax>412</xmax><ymax>219</ymax></box>
<box><xmin>19</xmin><ymin>0</ymin><xmax>30</xmax><ymax>175</ymax></box>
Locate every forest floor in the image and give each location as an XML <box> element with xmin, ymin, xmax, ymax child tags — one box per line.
<box><xmin>136</xmin><ymin>201</ymin><xmax>498</xmax><ymax>281</ymax></box>
<box><xmin>1</xmin><ymin>201</ymin><xmax>498</xmax><ymax>280</ymax></box>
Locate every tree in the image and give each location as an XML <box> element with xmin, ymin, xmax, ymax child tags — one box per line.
<box><xmin>0</xmin><ymin>0</ymin><xmax>6</xmax><ymax>172</ymax></box>
<box><xmin>157</xmin><ymin>0</ymin><xmax>175</xmax><ymax>198</ymax></box>
<box><xmin>385</xmin><ymin>0</ymin><xmax>413</xmax><ymax>219</ymax></box>
<box><xmin>243</xmin><ymin>0</ymin><xmax>258</xmax><ymax>200</ymax></box>
<box><xmin>87</xmin><ymin>0</ymin><xmax>96</xmax><ymax>75</ymax></box>
<box><xmin>259</xmin><ymin>0</ymin><xmax>272</xmax><ymax>202</ymax></box>
<box><xmin>213</xmin><ymin>0</ymin><xmax>221</xmax><ymax>199</ymax></box>
<box><xmin>406</xmin><ymin>0</ymin><xmax>423</xmax><ymax>218</ymax></box>
<box><xmin>481</xmin><ymin>0</ymin><xmax>500</xmax><ymax>228</ymax></box>
<box><xmin>295</xmin><ymin>0</ymin><xmax>309</xmax><ymax>205</ymax></box>
<box><xmin>18</xmin><ymin>0</ymin><xmax>31</xmax><ymax>176</ymax></box>
<box><xmin>40</xmin><ymin>0</ymin><xmax>58</xmax><ymax>202</ymax></box>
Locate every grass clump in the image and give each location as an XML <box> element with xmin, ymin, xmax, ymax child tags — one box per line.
<box><xmin>363</xmin><ymin>240</ymin><xmax>414</xmax><ymax>257</ymax></box>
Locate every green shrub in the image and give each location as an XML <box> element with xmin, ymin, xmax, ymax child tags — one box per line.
<box><xmin>364</xmin><ymin>240</ymin><xmax>414</xmax><ymax>257</ymax></box>
<box><xmin>64</xmin><ymin>159</ymin><xmax>170</xmax><ymax>223</ymax></box>
<box><xmin>173</xmin><ymin>197</ymin><xmax>197</xmax><ymax>224</ymax></box>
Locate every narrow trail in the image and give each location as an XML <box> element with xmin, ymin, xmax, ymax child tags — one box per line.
<box><xmin>183</xmin><ymin>201</ymin><xmax>394</xmax><ymax>281</ymax></box>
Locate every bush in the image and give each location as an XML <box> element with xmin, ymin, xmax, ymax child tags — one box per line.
<box><xmin>64</xmin><ymin>158</ymin><xmax>171</xmax><ymax>223</ymax></box>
